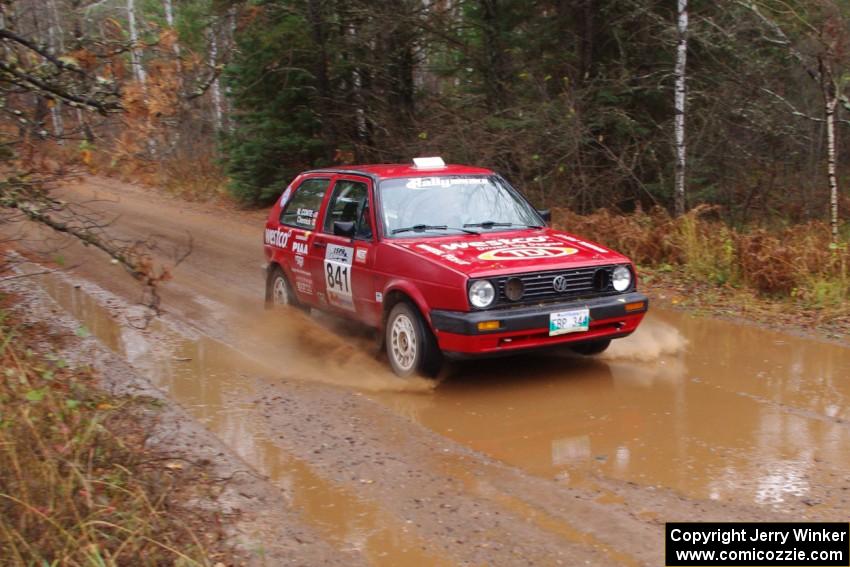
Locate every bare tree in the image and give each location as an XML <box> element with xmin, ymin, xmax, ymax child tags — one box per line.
<box><xmin>127</xmin><ymin>0</ymin><xmax>146</xmax><ymax>86</ymax></box>
<box><xmin>743</xmin><ymin>0</ymin><xmax>847</xmax><ymax>241</ymax></box>
<box><xmin>46</xmin><ymin>0</ymin><xmax>65</xmax><ymax>142</ymax></box>
<box><xmin>209</xmin><ymin>26</ymin><xmax>222</xmax><ymax>131</ymax></box>
<box><xmin>163</xmin><ymin>0</ymin><xmax>180</xmax><ymax>58</ymax></box>
<box><xmin>674</xmin><ymin>0</ymin><xmax>688</xmax><ymax>217</ymax></box>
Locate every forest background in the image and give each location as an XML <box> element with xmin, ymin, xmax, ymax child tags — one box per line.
<box><xmin>2</xmin><ymin>0</ymin><xmax>849</xmax><ymax>307</ymax></box>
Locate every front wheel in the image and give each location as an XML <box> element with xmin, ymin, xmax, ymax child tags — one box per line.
<box><xmin>569</xmin><ymin>339</ymin><xmax>611</xmax><ymax>356</ymax></box>
<box><xmin>385</xmin><ymin>302</ymin><xmax>442</xmax><ymax>378</ymax></box>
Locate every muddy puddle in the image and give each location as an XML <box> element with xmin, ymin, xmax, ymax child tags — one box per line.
<box><xmin>373</xmin><ymin>312</ymin><xmax>850</xmax><ymax>506</ymax></box>
<box><xmin>37</xmin><ymin>271</ymin><xmax>850</xmax><ymax>514</ymax></box>
<box><xmin>36</xmin><ymin>274</ymin><xmax>450</xmax><ymax>567</ymax></box>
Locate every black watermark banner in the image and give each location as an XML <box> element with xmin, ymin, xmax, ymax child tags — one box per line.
<box><xmin>666</xmin><ymin>522</ymin><xmax>849</xmax><ymax>566</ymax></box>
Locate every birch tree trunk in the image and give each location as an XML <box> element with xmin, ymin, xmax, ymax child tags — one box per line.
<box><xmin>163</xmin><ymin>0</ymin><xmax>180</xmax><ymax>57</ymax></box>
<box><xmin>824</xmin><ymin>80</ymin><xmax>839</xmax><ymax>242</ymax></box>
<box><xmin>225</xmin><ymin>6</ymin><xmax>237</xmax><ymax>132</ymax></box>
<box><xmin>47</xmin><ymin>0</ymin><xmax>65</xmax><ymax>142</ymax></box>
<box><xmin>348</xmin><ymin>23</ymin><xmax>368</xmax><ymax>143</ymax></box>
<box><xmin>209</xmin><ymin>28</ymin><xmax>222</xmax><ymax>131</ymax></box>
<box><xmin>127</xmin><ymin>0</ymin><xmax>146</xmax><ymax>86</ymax></box>
<box><xmin>673</xmin><ymin>0</ymin><xmax>688</xmax><ymax>216</ymax></box>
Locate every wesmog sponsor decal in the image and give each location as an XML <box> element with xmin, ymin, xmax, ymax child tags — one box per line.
<box><xmin>264</xmin><ymin>228</ymin><xmax>291</xmax><ymax>249</ymax></box>
<box><xmin>478</xmin><ymin>246</ymin><xmax>577</xmax><ymax>260</ymax></box>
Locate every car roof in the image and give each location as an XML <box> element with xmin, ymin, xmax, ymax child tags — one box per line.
<box><xmin>306</xmin><ymin>163</ymin><xmax>494</xmax><ymax>180</ymax></box>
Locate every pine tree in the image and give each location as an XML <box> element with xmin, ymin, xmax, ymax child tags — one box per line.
<box><xmin>221</xmin><ymin>2</ymin><xmax>328</xmax><ymax>204</ymax></box>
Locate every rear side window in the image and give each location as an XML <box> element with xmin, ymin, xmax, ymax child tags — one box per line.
<box><xmin>279</xmin><ymin>178</ymin><xmax>329</xmax><ymax>229</ymax></box>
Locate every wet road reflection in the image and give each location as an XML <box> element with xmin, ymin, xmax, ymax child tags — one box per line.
<box><xmin>37</xmin><ymin>274</ymin><xmax>451</xmax><ymax>566</ymax></box>
<box><xmin>373</xmin><ymin>311</ymin><xmax>850</xmax><ymax>505</ymax></box>
<box><xmin>38</xmin><ymin>270</ymin><xmax>850</xmax><ymax>511</ymax></box>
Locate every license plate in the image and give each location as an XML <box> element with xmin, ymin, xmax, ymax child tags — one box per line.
<box><xmin>549</xmin><ymin>309</ymin><xmax>590</xmax><ymax>336</ymax></box>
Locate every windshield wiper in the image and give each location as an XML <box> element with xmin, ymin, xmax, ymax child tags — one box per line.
<box><xmin>463</xmin><ymin>221</ymin><xmax>543</xmax><ymax>229</ymax></box>
<box><xmin>391</xmin><ymin>224</ymin><xmax>480</xmax><ymax>235</ymax></box>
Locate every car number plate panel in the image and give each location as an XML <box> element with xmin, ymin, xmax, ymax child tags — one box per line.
<box><xmin>549</xmin><ymin>309</ymin><xmax>590</xmax><ymax>336</ymax></box>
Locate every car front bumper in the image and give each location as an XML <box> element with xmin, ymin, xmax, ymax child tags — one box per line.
<box><xmin>429</xmin><ymin>292</ymin><xmax>649</xmax><ymax>356</ymax></box>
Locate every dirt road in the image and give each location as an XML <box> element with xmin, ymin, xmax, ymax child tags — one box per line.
<box><xmin>13</xmin><ymin>176</ymin><xmax>850</xmax><ymax>565</ymax></box>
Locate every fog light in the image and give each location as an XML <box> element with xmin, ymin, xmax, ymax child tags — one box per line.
<box><xmin>477</xmin><ymin>320</ymin><xmax>501</xmax><ymax>331</ymax></box>
<box><xmin>625</xmin><ymin>301</ymin><xmax>645</xmax><ymax>312</ymax></box>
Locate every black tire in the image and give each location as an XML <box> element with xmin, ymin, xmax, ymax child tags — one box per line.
<box><xmin>569</xmin><ymin>339</ymin><xmax>611</xmax><ymax>356</ymax></box>
<box><xmin>265</xmin><ymin>265</ymin><xmax>297</xmax><ymax>310</ymax></box>
<box><xmin>385</xmin><ymin>301</ymin><xmax>442</xmax><ymax>378</ymax></box>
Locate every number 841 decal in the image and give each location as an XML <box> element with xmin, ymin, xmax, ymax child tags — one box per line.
<box><xmin>324</xmin><ymin>244</ymin><xmax>355</xmax><ymax>310</ymax></box>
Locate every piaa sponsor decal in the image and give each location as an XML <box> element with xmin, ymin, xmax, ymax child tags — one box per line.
<box><xmin>478</xmin><ymin>246</ymin><xmax>578</xmax><ymax>261</ymax></box>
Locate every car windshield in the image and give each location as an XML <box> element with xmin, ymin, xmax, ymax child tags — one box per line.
<box><xmin>379</xmin><ymin>175</ymin><xmax>542</xmax><ymax>237</ymax></box>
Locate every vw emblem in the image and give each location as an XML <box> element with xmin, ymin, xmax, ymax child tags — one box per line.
<box><xmin>552</xmin><ymin>275</ymin><xmax>570</xmax><ymax>293</ymax></box>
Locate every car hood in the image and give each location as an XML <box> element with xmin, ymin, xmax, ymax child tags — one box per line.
<box><xmin>389</xmin><ymin>228</ymin><xmax>629</xmax><ymax>277</ymax></box>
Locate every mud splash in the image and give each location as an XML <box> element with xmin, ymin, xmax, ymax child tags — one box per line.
<box><xmin>232</xmin><ymin>305</ymin><xmax>436</xmax><ymax>393</ymax></box>
<box><xmin>35</xmin><ymin>272</ymin><xmax>448</xmax><ymax>566</ymax></box>
<box><xmin>602</xmin><ymin>316</ymin><xmax>688</xmax><ymax>361</ymax></box>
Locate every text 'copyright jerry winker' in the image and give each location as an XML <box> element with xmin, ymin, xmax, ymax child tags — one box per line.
<box><xmin>666</xmin><ymin>522</ymin><xmax>849</xmax><ymax>566</ymax></box>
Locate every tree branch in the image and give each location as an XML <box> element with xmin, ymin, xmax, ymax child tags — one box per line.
<box><xmin>0</xmin><ymin>28</ymin><xmax>88</xmax><ymax>78</ymax></box>
<box><xmin>184</xmin><ymin>65</ymin><xmax>223</xmax><ymax>100</ymax></box>
<box><xmin>0</xmin><ymin>61</ymin><xmax>122</xmax><ymax>113</ymax></box>
<box><xmin>762</xmin><ymin>88</ymin><xmax>850</xmax><ymax>125</ymax></box>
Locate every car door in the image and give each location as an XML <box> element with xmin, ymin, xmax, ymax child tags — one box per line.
<box><xmin>309</xmin><ymin>175</ymin><xmax>380</xmax><ymax>326</ymax></box>
<box><xmin>275</xmin><ymin>175</ymin><xmax>332</xmax><ymax>307</ymax></box>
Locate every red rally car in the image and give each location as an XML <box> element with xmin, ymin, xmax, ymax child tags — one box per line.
<box><xmin>264</xmin><ymin>157</ymin><xmax>649</xmax><ymax>377</ymax></box>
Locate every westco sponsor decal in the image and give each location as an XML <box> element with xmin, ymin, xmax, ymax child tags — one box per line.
<box><xmin>440</xmin><ymin>235</ymin><xmax>551</xmax><ymax>252</ymax></box>
<box><xmin>264</xmin><ymin>228</ymin><xmax>291</xmax><ymax>248</ymax></box>
<box><xmin>478</xmin><ymin>246</ymin><xmax>578</xmax><ymax>261</ymax></box>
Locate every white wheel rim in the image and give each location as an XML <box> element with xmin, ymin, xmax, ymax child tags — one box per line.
<box><xmin>390</xmin><ymin>313</ymin><xmax>417</xmax><ymax>372</ymax></box>
<box><xmin>273</xmin><ymin>276</ymin><xmax>290</xmax><ymax>305</ymax></box>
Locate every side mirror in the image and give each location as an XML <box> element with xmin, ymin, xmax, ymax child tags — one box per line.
<box><xmin>537</xmin><ymin>209</ymin><xmax>552</xmax><ymax>223</ymax></box>
<box><xmin>333</xmin><ymin>220</ymin><xmax>356</xmax><ymax>238</ymax></box>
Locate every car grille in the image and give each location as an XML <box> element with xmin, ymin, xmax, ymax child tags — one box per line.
<box><xmin>493</xmin><ymin>265</ymin><xmax>622</xmax><ymax>306</ymax></box>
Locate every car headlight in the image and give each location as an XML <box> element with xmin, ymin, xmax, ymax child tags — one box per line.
<box><xmin>469</xmin><ymin>280</ymin><xmax>495</xmax><ymax>308</ymax></box>
<box><xmin>612</xmin><ymin>266</ymin><xmax>632</xmax><ymax>292</ymax></box>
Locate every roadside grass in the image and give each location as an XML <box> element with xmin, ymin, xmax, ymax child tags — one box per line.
<box><xmin>553</xmin><ymin>206</ymin><xmax>850</xmax><ymax>316</ymax></box>
<box><xmin>0</xmin><ymin>305</ymin><xmax>223</xmax><ymax>566</ymax></box>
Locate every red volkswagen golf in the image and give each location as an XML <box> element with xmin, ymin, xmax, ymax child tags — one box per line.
<box><xmin>264</xmin><ymin>158</ymin><xmax>648</xmax><ymax>377</ymax></box>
